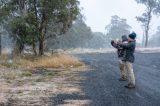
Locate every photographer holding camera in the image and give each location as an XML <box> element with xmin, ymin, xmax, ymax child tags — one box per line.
<box><xmin>117</xmin><ymin>32</ymin><xmax>136</xmax><ymax>89</ymax></box>
<box><xmin>111</xmin><ymin>35</ymin><xmax>128</xmax><ymax>81</ymax></box>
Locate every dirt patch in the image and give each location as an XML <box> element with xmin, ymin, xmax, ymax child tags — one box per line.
<box><xmin>0</xmin><ymin>66</ymin><xmax>91</xmax><ymax>106</ymax></box>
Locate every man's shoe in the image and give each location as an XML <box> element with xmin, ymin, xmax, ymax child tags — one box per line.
<box><xmin>124</xmin><ymin>84</ymin><xmax>135</xmax><ymax>89</ymax></box>
<box><xmin>118</xmin><ymin>78</ymin><xmax>127</xmax><ymax>81</ymax></box>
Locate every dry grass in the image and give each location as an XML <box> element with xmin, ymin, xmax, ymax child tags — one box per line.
<box><xmin>2</xmin><ymin>72</ymin><xmax>17</xmax><ymax>80</ymax></box>
<box><xmin>0</xmin><ymin>54</ymin><xmax>89</xmax><ymax>106</ymax></box>
<box><xmin>0</xmin><ymin>54</ymin><xmax>84</xmax><ymax>69</ymax></box>
<box><xmin>35</xmin><ymin>54</ymin><xmax>83</xmax><ymax>68</ymax></box>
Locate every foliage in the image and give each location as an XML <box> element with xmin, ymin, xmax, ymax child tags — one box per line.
<box><xmin>9</xmin><ymin>17</ymin><xmax>36</xmax><ymax>54</ymax></box>
<box><xmin>0</xmin><ymin>0</ymin><xmax>80</xmax><ymax>55</ymax></box>
<box><xmin>47</xmin><ymin>15</ymin><xmax>93</xmax><ymax>49</ymax></box>
<box><xmin>105</xmin><ymin>15</ymin><xmax>131</xmax><ymax>40</ymax></box>
<box><xmin>87</xmin><ymin>32</ymin><xmax>108</xmax><ymax>48</ymax></box>
<box><xmin>149</xmin><ymin>26</ymin><xmax>160</xmax><ymax>46</ymax></box>
<box><xmin>135</xmin><ymin>0</ymin><xmax>159</xmax><ymax>47</ymax></box>
<box><xmin>154</xmin><ymin>0</ymin><xmax>160</xmax><ymax>14</ymax></box>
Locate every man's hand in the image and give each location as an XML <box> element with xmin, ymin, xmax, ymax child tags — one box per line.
<box><xmin>111</xmin><ymin>40</ymin><xmax>114</xmax><ymax>44</ymax></box>
<box><xmin>114</xmin><ymin>40</ymin><xmax>118</xmax><ymax>44</ymax></box>
<box><xmin>117</xmin><ymin>41</ymin><xmax>123</xmax><ymax>45</ymax></box>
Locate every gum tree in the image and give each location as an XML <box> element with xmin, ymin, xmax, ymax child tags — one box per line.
<box><xmin>0</xmin><ymin>0</ymin><xmax>80</xmax><ymax>55</ymax></box>
<box><xmin>135</xmin><ymin>0</ymin><xmax>158</xmax><ymax>47</ymax></box>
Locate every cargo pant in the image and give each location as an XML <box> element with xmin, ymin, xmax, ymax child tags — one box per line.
<box><xmin>118</xmin><ymin>58</ymin><xmax>127</xmax><ymax>79</ymax></box>
<box><xmin>124</xmin><ymin>61</ymin><xmax>135</xmax><ymax>86</ymax></box>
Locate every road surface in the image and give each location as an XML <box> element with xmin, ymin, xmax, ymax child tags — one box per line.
<box><xmin>75</xmin><ymin>52</ymin><xmax>160</xmax><ymax>106</ymax></box>
<box><xmin>50</xmin><ymin>52</ymin><xmax>160</xmax><ymax>106</ymax></box>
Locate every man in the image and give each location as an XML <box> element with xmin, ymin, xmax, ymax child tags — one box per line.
<box><xmin>117</xmin><ymin>32</ymin><xmax>136</xmax><ymax>89</ymax></box>
<box><xmin>111</xmin><ymin>35</ymin><xmax>128</xmax><ymax>81</ymax></box>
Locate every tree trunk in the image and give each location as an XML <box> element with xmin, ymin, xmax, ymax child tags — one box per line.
<box><xmin>32</xmin><ymin>42</ymin><xmax>37</xmax><ymax>55</ymax></box>
<box><xmin>38</xmin><ymin>27</ymin><xmax>46</xmax><ymax>56</ymax></box>
<box><xmin>145</xmin><ymin>30</ymin><xmax>149</xmax><ymax>48</ymax></box>
<box><xmin>0</xmin><ymin>32</ymin><xmax>1</xmax><ymax>55</ymax></box>
<box><xmin>19</xmin><ymin>0</ymin><xmax>27</xmax><ymax>17</ymax></box>
<box><xmin>38</xmin><ymin>1</ymin><xmax>47</xmax><ymax>56</ymax></box>
<box><xmin>39</xmin><ymin>38</ymin><xmax>44</xmax><ymax>55</ymax></box>
<box><xmin>13</xmin><ymin>41</ymin><xmax>24</xmax><ymax>56</ymax></box>
<box><xmin>144</xmin><ymin>7</ymin><xmax>152</xmax><ymax>48</ymax></box>
<box><xmin>32</xmin><ymin>0</ymin><xmax>38</xmax><ymax>56</ymax></box>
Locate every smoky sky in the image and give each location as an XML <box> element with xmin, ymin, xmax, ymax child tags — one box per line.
<box><xmin>79</xmin><ymin>0</ymin><xmax>160</xmax><ymax>42</ymax></box>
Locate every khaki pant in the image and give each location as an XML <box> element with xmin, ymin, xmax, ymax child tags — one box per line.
<box><xmin>124</xmin><ymin>61</ymin><xmax>135</xmax><ymax>86</ymax></box>
<box><xmin>118</xmin><ymin>59</ymin><xmax>127</xmax><ymax>79</ymax></box>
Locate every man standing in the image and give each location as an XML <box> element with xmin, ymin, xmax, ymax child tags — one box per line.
<box><xmin>118</xmin><ymin>32</ymin><xmax>136</xmax><ymax>89</ymax></box>
<box><xmin>111</xmin><ymin>35</ymin><xmax>128</xmax><ymax>81</ymax></box>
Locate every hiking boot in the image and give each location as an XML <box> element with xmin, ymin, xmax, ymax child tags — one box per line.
<box><xmin>124</xmin><ymin>84</ymin><xmax>135</xmax><ymax>89</ymax></box>
<box><xmin>118</xmin><ymin>78</ymin><xmax>127</xmax><ymax>81</ymax></box>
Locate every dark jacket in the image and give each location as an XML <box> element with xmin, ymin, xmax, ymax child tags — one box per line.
<box><xmin>118</xmin><ymin>41</ymin><xmax>136</xmax><ymax>63</ymax></box>
<box><xmin>111</xmin><ymin>41</ymin><xmax>126</xmax><ymax>58</ymax></box>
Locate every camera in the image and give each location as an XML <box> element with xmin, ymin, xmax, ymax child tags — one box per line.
<box><xmin>111</xmin><ymin>39</ymin><xmax>121</xmax><ymax>49</ymax></box>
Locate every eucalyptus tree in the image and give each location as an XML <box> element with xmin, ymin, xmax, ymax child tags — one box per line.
<box><xmin>135</xmin><ymin>0</ymin><xmax>159</xmax><ymax>47</ymax></box>
<box><xmin>105</xmin><ymin>15</ymin><xmax>131</xmax><ymax>41</ymax></box>
<box><xmin>0</xmin><ymin>0</ymin><xmax>80</xmax><ymax>55</ymax></box>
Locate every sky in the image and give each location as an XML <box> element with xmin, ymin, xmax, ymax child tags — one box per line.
<box><xmin>79</xmin><ymin>0</ymin><xmax>160</xmax><ymax>42</ymax></box>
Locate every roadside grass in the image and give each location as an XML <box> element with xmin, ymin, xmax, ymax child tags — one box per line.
<box><xmin>34</xmin><ymin>54</ymin><xmax>83</xmax><ymax>68</ymax></box>
<box><xmin>0</xmin><ymin>54</ymin><xmax>88</xmax><ymax>105</ymax></box>
<box><xmin>0</xmin><ymin>54</ymin><xmax>84</xmax><ymax>84</ymax></box>
<box><xmin>0</xmin><ymin>54</ymin><xmax>84</xmax><ymax>69</ymax></box>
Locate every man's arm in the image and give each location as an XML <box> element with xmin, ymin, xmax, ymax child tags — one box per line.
<box><xmin>117</xmin><ymin>41</ymin><xmax>131</xmax><ymax>49</ymax></box>
<box><xmin>111</xmin><ymin>40</ymin><xmax>119</xmax><ymax>48</ymax></box>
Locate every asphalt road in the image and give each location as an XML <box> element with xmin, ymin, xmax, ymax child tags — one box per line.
<box><xmin>74</xmin><ymin>52</ymin><xmax>160</xmax><ymax>106</ymax></box>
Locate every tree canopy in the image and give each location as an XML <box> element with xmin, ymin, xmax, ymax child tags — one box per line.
<box><xmin>149</xmin><ymin>26</ymin><xmax>160</xmax><ymax>46</ymax></box>
<box><xmin>47</xmin><ymin>15</ymin><xmax>93</xmax><ymax>49</ymax></box>
<box><xmin>135</xmin><ymin>0</ymin><xmax>160</xmax><ymax>47</ymax></box>
<box><xmin>105</xmin><ymin>15</ymin><xmax>131</xmax><ymax>41</ymax></box>
<box><xmin>0</xmin><ymin>0</ymin><xmax>80</xmax><ymax>55</ymax></box>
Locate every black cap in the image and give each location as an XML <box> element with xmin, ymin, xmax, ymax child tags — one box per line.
<box><xmin>129</xmin><ymin>32</ymin><xmax>136</xmax><ymax>40</ymax></box>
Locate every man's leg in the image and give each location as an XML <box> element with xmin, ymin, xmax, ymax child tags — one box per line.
<box><xmin>118</xmin><ymin>59</ymin><xmax>127</xmax><ymax>81</ymax></box>
<box><xmin>122</xmin><ymin>61</ymin><xmax>127</xmax><ymax>79</ymax></box>
<box><xmin>125</xmin><ymin>61</ymin><xmax>135</xmax><ymax>88</ymax></box>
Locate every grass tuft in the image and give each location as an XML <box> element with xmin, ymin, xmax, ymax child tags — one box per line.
<box><xmin>0</xmin><ymin>54</ymin><xmax>84</xmax><ymax>69</ymax></box>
